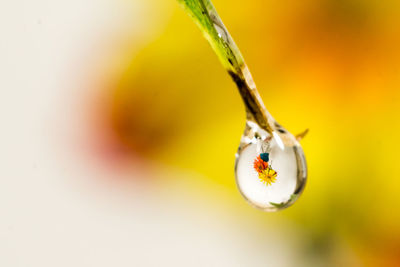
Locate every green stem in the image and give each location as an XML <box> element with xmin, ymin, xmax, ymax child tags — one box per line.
<box><xmin>176</xmin><ymin>0</ymin><xmax>274</xmax><ymax>133</ymax></box>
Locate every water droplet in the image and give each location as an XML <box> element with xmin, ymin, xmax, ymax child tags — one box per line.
<box><xmin>176</xmin><ymin>0</ymin><xmax>307</xmax><ymax>211</ymax></box>
<box><xmin>235</xmin><ymin>120</ymin><xmax>307</xmax><ymax>211</ymax></box>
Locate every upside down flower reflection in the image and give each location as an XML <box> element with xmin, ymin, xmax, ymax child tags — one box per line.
<box><xmin>253</xmin><ymin>153</ymin><xmax>278</xmax><ymax>186</ymax></box>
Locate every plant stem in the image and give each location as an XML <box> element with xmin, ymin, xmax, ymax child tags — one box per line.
<box><xmin>177</xmin><ymin>0</ymin><xmax>274</xmax><ymax>134</ymax></box>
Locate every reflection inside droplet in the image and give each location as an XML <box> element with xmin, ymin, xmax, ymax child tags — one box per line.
<box><xmin>235</xmin><ymin>121</ymin><xmax>307</xmax><ymax>211</ymax></box>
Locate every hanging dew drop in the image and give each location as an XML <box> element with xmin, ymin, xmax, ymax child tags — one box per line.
<box><xmin>235</xmin><ymin>121</ymin><xmax>307</xmax><ymax>211</ymax></box>
<box><xmin>177</xmin><ymin>0</ymin><xmax>308</xmax><ymax>211</ymax></box>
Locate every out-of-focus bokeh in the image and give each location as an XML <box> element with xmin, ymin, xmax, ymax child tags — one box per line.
<box><xmin>1</xmin><ymin>0</ymin><xmax>400</xmax><ymax>266</ymax></box>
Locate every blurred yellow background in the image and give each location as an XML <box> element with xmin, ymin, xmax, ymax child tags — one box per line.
<box><xmin>1</xmin><ymin>0</ymin><xmax>399</xmax><ymax>266</ymax></box>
